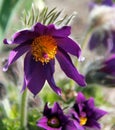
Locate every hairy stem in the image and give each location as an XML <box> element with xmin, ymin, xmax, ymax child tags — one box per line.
<box><xmin>20</xmin><ymin>89</ymin><xmax>28</xmax><ymax>130</ymax></box>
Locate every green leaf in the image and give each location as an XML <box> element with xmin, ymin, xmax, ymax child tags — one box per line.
<box><xmin>0</xmin><ymin>0</ymin><xmax>20</xmax><ymax>32</ymax></box>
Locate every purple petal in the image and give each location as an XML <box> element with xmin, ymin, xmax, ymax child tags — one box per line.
<box><xmin>111</xmin><ymin>31</ymin><xmax>115</xmax><ymax>52</ymax></box>
<box><xmin>63</xmin><ymin>120</ymin><xmax>81</xmax><ymax>130</ymax></box>
<box><xmin>45</xmin><ymin>60</ymin><xmax>61</xmax><ymax>95</ymax></box>
<box><xmin>47</xmin><ymin>24</ymin><xmax>71</xmax><ymax>37</ymax></box>
<box><xmin>70</xmin><ymin>120</ymin><xmax>85</xmax><ymax>130</ymax></box>
<box><xmin>37</xmin><ymin>116</ymin><xmax>47</xmax><ymax>128</ymax></box>
<box><xmin>88</xmin><ymin>2</ymin><xmax>96</xmax><ymax>10</ymax></box>
<box><xmin>4</xmin><ymin>30</ymin><xmax>35</xmax><ymax>45</ymax></box>
<box><xmin>102</xmin><ymin>0</ymin><xmax>113</xmax><ymax>6</ymax></box>
<box><xmin>24</xmin><ymin>53</ymin><xmax>46</xmax><ymax>95</ymax></box>
<box><xmin>101</xmin><ymin>55</ymin><xmax>115</xmax><ymax>76</ymax></box>
<box><xmin>89</xmin><ymin>31</ymin><xmax>110</xmax><ymax>51</ymax></box>
<box><xmin>87</xmin><ymin>97</ymin><xmax>95</xmax><ymax>109</ymax></box>
<box><xmin>85</xmin><ymin>119</ymin><xmax>101</xmax><ymax>130</ymax></box>
<box><xmin>76</xmin><ymin>92</ymin><xmax>86</xmax><ymax>103</ymax></box>
<box><xmin>24</xmin><ymin>53</ymin><xmax>36</xmax><ymax>81</ymax></box>
<box><xmin>47</xmin><ymin>75</ymin><xmax>61</xmax><ymax>95</ymax></box>
<box><xmin>69</xmin><ymin>109</ymin><xmax>79</xmax><ymax>121</ymax></box>
<box><xmin>57</xmin><ymin>37</ymin><xmax>81</xmax><ymax>58</ymax></box>
<box><xmin>52</xmin><ymin>102</ymin><xmax>62</xmax><ymax>114</ymax></box>
<box><xmin>74</xmin><ymin>93</ymin><xmax>86</xmax><ymax>115</ymax></box>
<box><xmin>93</xmin><ymin>108</ymin><xmax>107</xmax><ymax>120</ymax></box>
<box><xmin>33</xmin><ymin>22</ymin><xmax>48</xmax><ymax>35</ymax></box>
<box><xmin>104</xmin><ymin>54</ymin><xmax>115</xmax><ymax>65</ymax></box>
<box><xmin>37</xmin><ymin>116</ymin><xmax>61</xmax><ymax>130</ymax></box>
<box><xmin>3</xmin><ymin>44</ymin><xmax>30</xmax><ymax>71</ymax></box>
<box><xmin>43</xmin><ymin>103</ymin><xmax>51</xmax><ymax>116</ymax></box>
<box><xmin>56</xmin><ymin>50</ymin><xmax>86</xmax><ymax>86</ymax></box>
<box><xmin>88</xmin><ymin>33</ymin><xmax>100</xmax><ymax>50</ymax></box>
<box><xmin>34</xmin><ymin>23</ymin><xmax>71</xmax><ymax>37</ymax></box>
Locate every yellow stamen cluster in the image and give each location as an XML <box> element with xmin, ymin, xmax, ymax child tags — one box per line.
<box><xmin>31</xmin><ymin>35</ymin><xmax>57</xmax><ymax>64</ymax></box>
<box><xmin>80</xmin><ymin>117</ymin><xmax>87</xmax><ymax>126</ymax></box>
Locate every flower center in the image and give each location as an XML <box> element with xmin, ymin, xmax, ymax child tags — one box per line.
<box><xmin>80</xmin><ymin>117</ymin><xmax>87</xmax><ymax>126</ymax></box>
<box><xmin>31</xmin><ymin>35</ymin><xmax>57</xmax><ymax>63</ymax></box>
<box><xmin>47</xmin><ymin>116</ymin><xmax>60</xmax><ymax>128</ymax></box>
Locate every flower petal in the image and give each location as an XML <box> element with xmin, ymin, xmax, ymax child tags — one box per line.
<box><xmin>56</xmin><ymin>50</ymin><xmax>86</xmax><ymax>86</ymax></box>
<box><xmin>76</xmin><ymin>92</ymin><xmax>86</xmax><ymax>103</ymax></box>
<box><xmin>111</xmin><ymin>31</ymin><xmax>115</xmax><ymax>52</ymax></box>
<box><xmin>24</xmin><ymin>53</ymin><xmax>46</xmax><ymax>95</ymax></box>
<box><xmin>85</xmin><ymin>119</ymin><xmax>101</xmax><ymax>130</ymax></box>
<box><xmin>37</xmin><ymin>116</ymin><xmax>61</xmax><ymax>130</ymax></box>
<box><xmin>56</xmin><ymin>37</ymin><xmax>81</xmax><ymax>58</ymax></box>
<box><xmin>3</xmin><ymin>44</ymin><xmax>30</xmax><ymax>71</ymax></box>
<box><xmin>52</xmin><ymin>102</ymin><xmax>62</xmax><ymax>114</ymax></box>
<box><xmin>45</xmin><ymin>60</ymin><xmax>61</xmax><ymax>95</ymax></box>
<box><xmin>63</xmin><ymin>120</ymin><xmax>81</xmax><ymax>130</ymax></box>
<box><xmin>37</xmin><ymin>116</ymin><xmax>48</xmax><ymax>128</ymax></box>
<box><xmin>4</xmin><ymin>30</ymin><xmax>35</xmax><ymax>45</ymax></box>
<box><xmin>43</xmin><ymin>103</ymin><xmax>51</xmax><ymax>116</ymax></box>
<box><xmin>101</xmin><ymin>54</ymin><xmax>115</xmax><ymax>76</ymax></box>
<box><xmin>102</xmin><ymin>0</ymin><xmax>113</xmax><ymax>6</ymax></box>
<box><xmin>88</xmin><ymin>32</ymin><xmax>100</xmax><ymax>50</ymax></box>
<box><xmin>33</xmin><ymin>22</ymin><xmax>48</xmax><ymax>35</ymax></box>
<box><xmin>93</xmin><ymin>108</ymin><xmax>107</xmax><ymax>120</ymax></box>
<box><xmin>87</xmin><ymin>97</ymin><xmax>95</xmax><ymax>109</ymax></box>
<box><xmin>47</xmin><ymin>24</ymin><xmax>71</xmax><ymax>37</ymax></box>
<box><xmin>66</xmin><ymin>120</ymin><xmax>84</xmax><ymax>130</ymax></box>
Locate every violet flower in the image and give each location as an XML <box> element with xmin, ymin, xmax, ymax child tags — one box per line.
<box><xmin>88</xmin><ymin>0</ymin><xmax>115</xmax><ymax>54</ymax></box>
<box><xmin>88</xmin><ymin>30</ymin><xmax>115</xmax><ymax>53</ymax></box>
<box><xmin>3</xmin><ymin>22</ymin><xmax>86</xmax><ymax>96</ymax></box>
<box><xmin>100</xmin><ymin>54</ymin><xmax>115</xmax><ymax>76</ymax></box>
<box><xmin>101</xmin><ymin>0</ymin><xmax>113</xmax><ymax>6</ymax></box>
<box><xmin>70</xmin><ymin>92</ymin><xmax>107</xmax><ymax>130</ymax></box>
<box><xmin>37</xmin><ymin>102</ymin><xmax>77</xmax><ymax>130</ymax></box>
<box><xmin>85</xmin><ymin>55</ymin><xmax>115</xmax><ymax>86</ymax></box>
<box><xmin>95</xmin><ymin>54</ymin><xmax>115</xmax><ymax>86</ymax></box>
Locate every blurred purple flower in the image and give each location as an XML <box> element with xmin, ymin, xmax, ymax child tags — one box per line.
<box><xmin>85</xmin><ymin>55</ymin><xmax>115</xmax><ymax>86</ymax></box>
<box><xmin>70</xmin><ymin>92</ymin><xmax>107</xmax><ymax>130</ymax></box>
<box><xmin>102</xmin><ymin>0</ymin><xmax>113</xmax><ymax>6</ymax></box>
<box><xmin>88</xmin><ymin>0</ymin><xmax>115</xmax><ymax>54</ymax></box>
<box><xmin>99</xmin><ymin>54</ymin><xmax>115</xmax><ymax>76</ymax></box>
<box><xmin>3</xmin><ymin>22</ymin><xmax>86</xmax><ymax>96</ymax></box>
<box><xmin>89</xmin><ymin>31</ymin><xmax>115</xmax><ymax>53</ymax></box>
<box><xmin>37</xmin><ymin>102</ymin><xmax>77</xmax><ymax>130</ymax></box>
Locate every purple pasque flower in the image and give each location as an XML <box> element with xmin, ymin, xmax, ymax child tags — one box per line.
<box><xmin>37</xmin><ymin>102</ymin><xmax>77</xmax><ymax>130</ymax></box>
<box><xmin>101</xmin><ymin>0</ymin><xmax>113</xmax><ymax>6</ymax></box>
<box><xmin>88</xmin><ymin>30</ymin><xmax>115</xmax><ymax>53</ymax></box>
<box><xmin>70</xmin><ymin>92</ymin><xmax>107</xmax><ymax>130</ymax></box>
<box><xmin>88</xmin><ymin>0</ymin><xmax>115</xmax><ymax>54</ymax></box>
<box><xmin>99</xmin><ymin>54</ymin><xmax>115</xmax><ymax>76</ymax></box>
<box><xmin>3</xmin><ymin>22</ymin><xmax>86</xmax><ymax>96</ymax></box>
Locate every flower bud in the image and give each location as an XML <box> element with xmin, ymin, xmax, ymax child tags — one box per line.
<box><xmin>89</xmin><ymin>5</ymin><xmax>115</xmax><ymax>30</ymax></box>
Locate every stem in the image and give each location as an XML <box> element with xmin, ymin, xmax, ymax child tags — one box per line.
<box><xmin>20</xmin><ymin>89</ymin><xmax>28</xmax><ymax>130</ymax></box>
<box><xmin>81</xmin><ymin>28</ymin><xmax>93</xmax><ymax>52</ymax></box>
<box><xmin>70</xmin><ymin>28</ymin><xmax>93</xmax><ymax>89</ymax></box>
<box><xmin>2</xmin><ymin>98</ymin><xmax>12</xmax><ymax>118</ymax></box>
<box><xmin>75</xmin><ymin>28</ymin><xmax>93</xmax><ymax>71</ymax></box>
